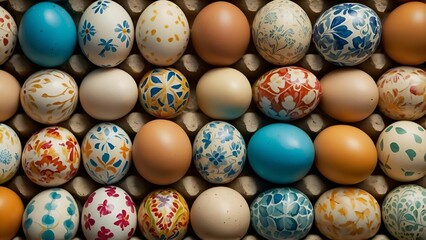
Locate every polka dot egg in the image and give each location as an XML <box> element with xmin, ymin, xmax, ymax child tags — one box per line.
<box><xmin>0</xmin><ymin>124</ymin><xmax>21</xmax><ymax>184</ymax></box>
<box><xmin>0</xmin><ymin>6</ymin><xmax>18</xmax><ymax>65</ymax></box>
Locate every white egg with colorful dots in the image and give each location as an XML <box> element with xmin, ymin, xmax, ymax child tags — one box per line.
<box><xmin>0</xmin><ymin>124</ymin><xmax>21</xmax><ymax>184</ymax></box>
<box><xmin>0</xmin><ymin>6</ymin><xmax>18</xmax><ymax>65</ymax></box>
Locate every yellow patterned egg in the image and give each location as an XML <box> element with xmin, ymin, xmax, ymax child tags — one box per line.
<box><xmin>136</xmin><ymin>0</ymin><xmax>190</xmax><ymax>66</ymax></box>
<box><xmin>20</xmin><ymin>69</ymin><xmax>78</xmax><ymax>125</ymax></box>
<box><xmin>0</xmin><ymin>124</ymin><xmax>21</xmax><ymax>184</ymax></box>
<box><xmin>314</xmin><ymin>187</ymin><xmax>381</xmax><ymax>240</ymax></box>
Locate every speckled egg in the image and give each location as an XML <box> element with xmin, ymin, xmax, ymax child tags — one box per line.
<box><xmin>138</xmin><ymin>189</ymin><xmax>189</xmax><ymax>240</ymax></box>
<box><xmin>313</xmin><ymin>3</ymin><xmax>382</xmax><ymax>66</ymax></box>
<box><xmin>252</xmin><ymin>66</ymin><xmax>321</xmax><ymax>121</ymax></box>
<box><xmin>22</xmin><ymin>188</ymin><xmax>79</xmax><ymax>240</ymax></box>
<box><xmin>136</xmin><ymin>0</ymin><xmax>189</xmax><ymax>66</ymax></box>
<box><xmin>0</xmin><ymin>6</ymin><xmax>17</xmax><ymax>65</ymax></box>
<box><xmin>193</xmin><ymin>121</ymin><xmax>246</xmax><ymax>184</ymax></box>
<box><xmin>139</xmin><ymin>68</ymin><xmax>190</xmax><ymax>119</ymax></box>
<box><xmin>314</xmin><ymin>188</ymin><xmax>381</xmax><ymax>240</ymax></box>
<box><xmin>22</xmin><ymin>126</ymin><xmax>81</xmax><ymax>187</ymax></box>
<box><xmin>377</xmin><ymin>66</ymin><xmax>426</xmax><ymax>121</ymax></box>
<box><xmin>250</xmin><ymin>188</ymin><xmax>314</xmax><ymax>240</ymax></box>
<box><xmin>382</xmin><ymin>184</ymin><xmax>426</xmax><ymax>240</ymax></box>
<box><xmin>0</xmin><ymin>124</ymin><xmax>21</xmax><ymax>184</ymax></box>
<box><xmin>81</xmin><ymin>186</ymin><xmax>137</xmax><ymax>240</ymax></box>
<box><xmin>376</xmin><ymin>121</ymin><xmax>426</xmax><ymax>182</ymax></box>
<box><xmin>81</xmin><ymin>123</ymin><xmax>132</xmax><ymax>185</ymax></box>
<box><xmin>78</xmin><ymin>0</ymin><xmax>134</xmax><ymax>67</ymax></box>
<box><xmin>252</xmin><ymin>0</ymin><xmax>312</xmax><ymax>65</ymax></box>
<box><xmin>20</xmin><ymin>69</ymin><xmax>78</xmax><ymax>125</ymax></box>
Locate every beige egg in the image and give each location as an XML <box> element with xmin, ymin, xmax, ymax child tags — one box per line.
<box><xmin>0</xmin><ymin>70</ymin><xmax>20</xmax><ymax>122</ymax></box>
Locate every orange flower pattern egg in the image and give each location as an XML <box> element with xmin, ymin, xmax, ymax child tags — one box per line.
<box><xmin>0</xmin><ymin>123</ymin><xmax>21</xmax><ymax>184</ymax></box>
<box><xmin>22</xmin><ymin>126</ymin><xmax>81</xmax><ymax>187</ymax></box>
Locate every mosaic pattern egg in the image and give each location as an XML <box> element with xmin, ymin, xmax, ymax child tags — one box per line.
<box><xmin>313</xmin><ymin>3</ymin><xmax>382</xmax><ymax>66</ymax></box>
<box><xmin>138</xmin><ymin>189</ymin><xmax>189</xmax><ymax>240</ymax></box>
<box><xmin>382</xmin><ymin>184</ymin><xmax>426</xmax><ymax>240</ymax></box>
<box><xmin>20</xmin><ymin>69</ymin><xmax>78</xmax><ymax>125</ymax></box>
<box><xmin>22</xmin><ymin>188</ymin><xmax>79</xmax><ymax>240</ymax></box>
<box><xmin>82</xmin><ymin>123</ymin><xmax>132</xmax><ymax>185</ymax></box>
<box><xmin>252</xmin><ymin>66</ymin><xmax>321</xmax><ymax>121</ymax></box>
<box><xmin>315</xmin><ymin>188</ymin><xmax>381</xmax><ymax>240</ymax></box>
<box><xmin>139</xmin><ymin>68</ymin><xmax>190</xmax><ymax>119</ymax></box>
<box><xmin>193</xmin><ymin>121</ymin><xmax>246</xmax><ymax>184</ymax></box>
<box><xmin>22</xmin><ymin>126</ymin><xmax>81</xmax><ymax>187</ymax></box>
<box><xmin>0</xmin><ymin>124</ymin><xmax>21</xmax><ymax>184</ymax></box>
<box><xmin>0</xmin><ymin>6</ymin><xmax>18</xmax><ymax>65</ymax></box>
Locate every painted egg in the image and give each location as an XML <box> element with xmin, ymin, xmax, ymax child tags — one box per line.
<box><xmin>193</xmin><ymin>121</ymin><xmax>246</xmax><ymax>184</ymax></box>
<box><xmin>0</xmin><ymin>6</ymin><xmax>17</xmax><ymax>65</ymax></box>
<box><xmin>22</xmin><ymin>188</ymin><xmax>79</xmax><ymax>240</ymax></box>
<box><xmin>81</xmin><ymin>186</ymin><xmax>137</xmax><ymax>240</ymax></box>
<box><xmin>382</xmin><ymin>184</ymin><xmax>426</xmax><ymax>240</ymax></box>
<box><xmin>314</xmin><ymin>188</ymin><xmax>381</xmax><ymax>240</ymax></box>
<box><xmin>136</xmin><ymin>0</ymin><xmax>189</xmax><ymax>66</ymax></box>
<box><xmin>377</xmin><ymin>66</ymin><xmax>426</xmax><ymax>121</ymax></box>
<box><xmin>22</xmin><ymin>126</ymin><xmax>81</xmax><ymax>187</ymax></box>
<box><xmin>252</xmin><ymin>0</ymin><xmax>312</xmax><ymax>65</ymax></box>
<box><xmin>81</xmin><ymin>123</ymin><xmax>132</xmax><ymax>185</ymax></box>
<box><xmin>20</xmin><ymin>69</ymin><xmax>79</xmax><ymax>125</ymax></box>
<box><xmin>251</xmin><ymin>188</ymin><xmax>313</xmax><ymax>240</ymax></box>
<box><xmin>78</xmin><ymin>0</ymin><xmax>134</xmax><ymax>67</ymax></box>
<box><xmin>0</xmin><ymin>124</ymin><xmax>21</xmax><ymax>184</ymax></box>
<box><xmin>252</xmin><ymin>66</ymin><xmax>321</xmax><ymax>121</ymax></box>
<box><xmin>0</xmin><ymin>187</ymin><xmax>24</xmax><ymax>240</ymax></box>
<box><xmin>139</xmin><ymin>68</ymin><xmax>190</xmax><ymax>119</ymax></box>
<box><xmin>138</xmin><ymin>189</ymin><xmax>189</xmax><ymax>240</ymax></box>
<box><xmin>376</xmin><ymin>121</ymin><xmax>426</xmax><ymax>182</ymax></box>
<box><xmin>312</xmin><ymin>3</ymin><xmax>382</xmax><ymax>66</ymax></box>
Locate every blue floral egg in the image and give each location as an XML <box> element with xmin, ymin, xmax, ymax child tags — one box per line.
<box><xmin>193</xmin><ymin>121</ymin><xmax>246</xmax><ymax>184</ymax></box>
<box><xmin>0</xmin><ymin>124</ymin><xmax>21</xmax><ymax>184</ymax></box>
<box><xmin>312</xmin><ymin>3</ymin><xmax>382</xmax><ymax>66</ymax></box>
<box><xmin>251</xmin><ymin>188</ymin><xmax>314</xmax><ymax>240</ymax></box>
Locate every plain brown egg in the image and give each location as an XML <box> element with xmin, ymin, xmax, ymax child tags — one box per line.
<box><xmin>0</xmin><ymin>186</ymin><xmax>24</xmax><ymax>240</ymax></box>
<box><xmin>132</xmin><ymin>119</ymin><xmax>192</xmax><ymax>185</ymax></box>
<box><xmin>0</xmin><ymin>70</ymin><xmax>20</xmax><ymax>122</ymax></box>
<box><xmin>191</xmin><ymin>1</ymin><xmax>250</xmax><ymax>66</ymax></box>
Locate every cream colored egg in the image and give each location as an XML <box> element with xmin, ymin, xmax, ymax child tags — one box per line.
<box><xmin>0</xmin><ymin>124</ymin><xmax>21</xmax><ymax>184</ymax></box>
<box><xmin>0</xmin><ymin>6</ymin><xmax>18</xmax><ymax>65</ymax></box>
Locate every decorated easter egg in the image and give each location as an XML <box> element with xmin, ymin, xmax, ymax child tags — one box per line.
<box><xmin>251</xmin><ymin>188</ymin><xmax>314</xmax><ymax>240</ymax></box>
<box><xmin>252</xmin><ymin>66</ymin><xmax>321</xmax><ymax>121</ymax></box>
<box><xmin>138</xmin><ymin>189</ymin><xmax>189</xmax><ymax>240</ymax></box>
<box><xmin>0</xmin><ymin>186</ymin><xmax>24</xmax><ymax>240</ymax></box>
<box><xmin>193</xmin><ymin>121</ymin><xmax>246</xmax><ymax>184</ymax></box>
<box><xmin>136</xmin><ymin>0</ymin><xmax>189</xmax><ymax>66</ymax></box>
<box><xmin>314</xmin><ymin>188</ymin><xmax>381</xmax><ymax>240</ymax></box>
<box><xmin>0</xmin><ymin>124</ymin><xmax>21</xmax><ymax>184</ymax></box>
<box><xmin>22</xmin><ymin>188</ymin><xmax>79</xmax><ymax>240</ymax></box>
<box><xmin>252</xmin><ymin>0</ymin><xmax>312</xmax><ymax>65</ymax></box>
<box><xmin>81</xmin><ymin>186</ymin><xmax>137</xmax><ymax>240</ymax></box>
<box><xmin>376</xmin><ymin>121</ymin><xmax>426</xmax><ymax>182</ymax></box>
<box><xmin>139</xmin><ymin>68</ymin><xmax>190</xmax><ymax>119</ymax></box>
<box><xmin>382</xmin><ymin>184</ymin><xmax>426</xmax><ymax>240</ymax></box>
<box><xmin>22</xmin><ymin>126</ymin><xmax>81</xmax><ymax>187</ymax></box>
<box><xmin>78</xmin><ymin>0</ymin><xmax>134</xmax><ymax>67</ymax></box>
<box><xmin>0</xmin><ymin>6</ymin><xmax>17</xmax><ymax>65</ymax></box>
<box><xmin>81</xmin><ymin>123</ymin><xmax>132</xmax><ymax>185</ymax></box>
<box><xmin>312</xmin><ymin>3</ymin><xmax>382</xmax><ymax>66</ymax></box>
<box><xmin>20</xmin><ymin>69</ymin><xmax>78</xmax><ymax>125</ymax></box>
<box><xmin>377</xmin><ymin>67</ymin><xmax>426</xmax><ymax>121</ymax></box>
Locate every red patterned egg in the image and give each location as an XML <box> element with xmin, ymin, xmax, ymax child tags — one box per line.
<box><xmin>0</xmin><ymin>6</ymin><xmax>18</xmax><ymax>65</ymax></box>
<box><xmin>253</xmin><ymin>66</ymin><xmax>321</xmax><ymax>121</ymax></box>
<box><xmin>22</xmin><ymin>126</ymin><xmax>81</xmax><ymax>187</ymax></box>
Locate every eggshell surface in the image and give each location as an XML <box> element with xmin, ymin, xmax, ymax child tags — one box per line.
<box><xmin>0</xmin><ymin>186</ymin><xmax>24</xmax><ymax>240</ymax></box>
<box><xmin>0</xmin><ymin>70</ymin><xmax>20</xmax><ymax>122</ymax></box>
<box><xmin>0</xmin><ymin>6</ymin><xmax>17</xmax><ymax>65</ymax></box>
<box><xmin>0</xmin><ymin>124</ymin><xmax>21</xmax><ymax>184</ymax></box>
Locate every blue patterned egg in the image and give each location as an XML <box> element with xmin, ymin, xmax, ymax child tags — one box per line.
<box><xmin>193</xmin><ymin>121</ymin><xmax>246</xmax><ymax>184</ymax></box>
<box><xmin>313</xmin><ymin>3</ymin><xmax>382</xmax><ymax>66</ymax></box>
<box><xmin>78</xmin><ymin>0</ymin><xmax>134</xmax><ymax>67</ymax></box>
<box><xmin>250</xmin><ymin>188</ymin><xmax>314</xmax><ymax>240</ymax></box>
<box><xmin>0</xmin><ymin>124</ymin><xmax>21</xmax><ymax>184</ymax></box>
<box><xmin>139</xmin><ymin>68</ymin><xmax>190</xmax><ymax>119</ymax></box>
<box><xmin>82</xmin><ymin>123</ymin><xmax>132</xmax><ymax>184</ymax></box>
<box><xmin>22</xmin><ymin>188</ymin><xmax>79</xmax><ymax>240</ymax></box>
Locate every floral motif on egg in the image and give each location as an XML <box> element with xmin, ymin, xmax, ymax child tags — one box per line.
<box><xmin>312</xmin><ymin>3</ymin><xmax>382</xmax><ymax>66</ymax></box>
<box><xmin>253</xmin><ymin>66</ymin><xmax>321</xmax><ymax>121</ymax></box>
<box><xmin>250</xmin><ymin>188</ymin><xmax>314</xmax><ymax>240</ymax></box>
<box><xmin>0</xmin><ymin>6</ymin><xmax>17</xmax><ymax>65</ymax></box>
<box><xmin>139</xmin><ymin>68</ymin><xmax>190</xmax><ymax>119</ymax></box>
<box><xmin>22</xmin><ymin>126</ymin><xmax>81</xmax><ymax>187</ymax></box>
<box><xmin>314</xmin><ymin>188</ymin><xmax>381</xmax><ymax>240</ymax></box>
<box><xmin>377</xmin><ymin>67</ymin><xmax>426</xmax><ymax>121</ymax></box>
<box><xmin>138</xmin><ymin>189</ymin><xmax>189</xmax><ymax>240</ymax></box>
<box><xmin>0</xmin><ymin>124</ymin><xmax>21</xmax><ymax>184</ymax></box>
<box><xmin>82</xmin><ymin>123</ymin><xmax>132</xmax><ymax>185</ymax></box>
<box><xmin>193</xmin><ymin>121</ymin><xmax>246</xmax><ymax>184</ymax></box>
